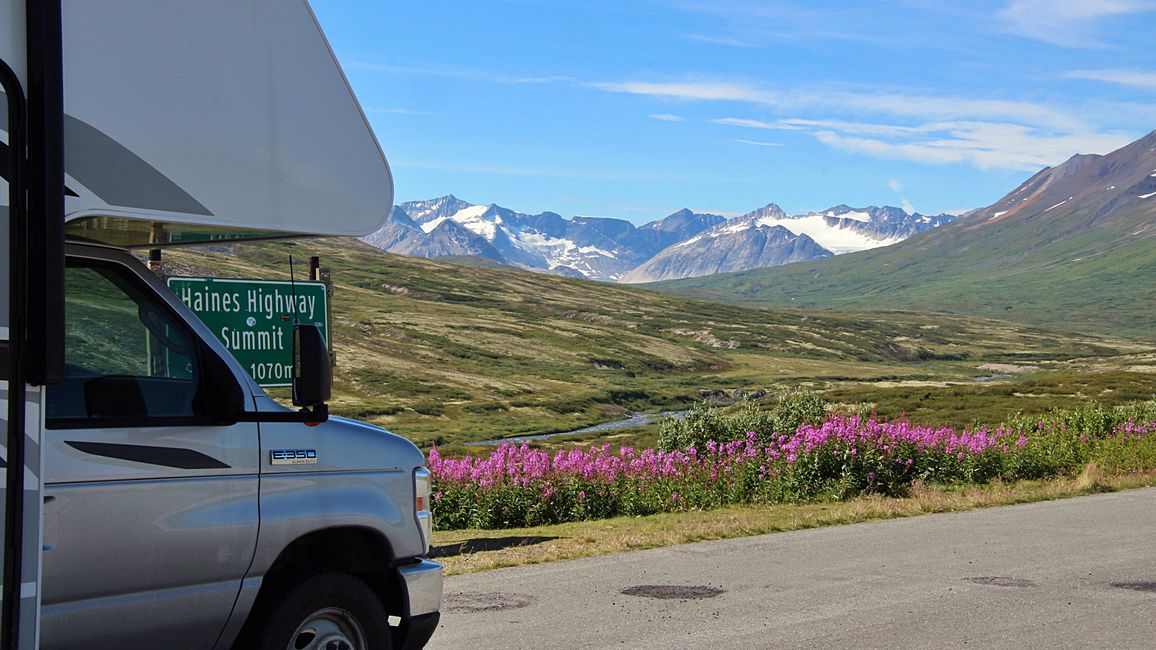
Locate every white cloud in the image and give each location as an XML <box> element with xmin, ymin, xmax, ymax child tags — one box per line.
<box><xmin>649</xmin><ymin>113</ymin><xmax>685</xmax><ymax>122</ymax></box>
<box><xmin>734</xmin><ymin>139</ymin><xmax>783</xmax><ymax>147</ymax></box>
<box><xmin>812</xmin><ymin>123</ymin><xmax>1135</xmax><ymax>170</ymax></box>
<box><xmin>716</xmin><ymin>117</ymin><xmax>935</xmax><ymax>137</ymax></box>
<box><xmin>712</xmin><ymin>117</ymin><xmax>799</xmax><ymax>130</ymax></box>
<box><xmin>588</xmin><ymin>80</ymin><xmax>782</xmax><ymax>104</ymax></box>
<box><xmin>1063</xmin><ymin>68</ymin><xmax>1156</xmax><ymax>89</ymax></box>
<box><xmin>997</xmin><ymin>0</ymin><xmax>1155</xmax><ymax>47</ymax></box>
<box><xmin>684</xmin><ymin>34</ymin><xmax>760</xmax><ymax>48</ymax></box>
<box><xmin>589</xmin><ymin>79</ymin><xmax>1083</xmax><ymax>130</ymax></box>
<box><xmin>590</xmin><ymin>75</ymin><xmax>1149</xmax><ymax>171</ymax></box>
<box><xmin>888</xmin><ymin>179</ymin><xmax>915</xmax><ymax>214</ymax></box>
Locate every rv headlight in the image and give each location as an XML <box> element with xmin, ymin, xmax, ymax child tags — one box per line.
<box><xmin>413</xmin><ymin>467</ymin><xmax>433</xmax><ymax>554</ymax></box>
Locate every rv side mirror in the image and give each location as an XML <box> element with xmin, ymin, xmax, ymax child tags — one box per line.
<box><xmin>292</xmin><ymin>324</ymin><xmax>331</xmax><ymax>408</ymax></box>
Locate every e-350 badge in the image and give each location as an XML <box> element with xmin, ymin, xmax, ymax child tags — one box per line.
<box><xmin>270</xmin><ymin>449</ymin><xmax>318</xmax><ymax>465</ymax></box>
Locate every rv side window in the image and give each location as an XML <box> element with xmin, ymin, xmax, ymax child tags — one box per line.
<box><xmin>46</xmin><ymin>260</ymin><xmax>207</xmax><ymax>427</ymax></box>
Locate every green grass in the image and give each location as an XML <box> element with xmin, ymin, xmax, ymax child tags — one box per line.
<box><xmin>824</xmin><ymin>371</ymin><xmax>1156</xmax><ymax>430</ymax></box>
<box><xmin>654</xmin><ymin>204</ymin><xmax>1156</xmax><ymax>339</ymax></box>
<box><xmin>158</xmin><ymin>238</ymin><xmax>1154</xmax><ymax>447</ymax></box>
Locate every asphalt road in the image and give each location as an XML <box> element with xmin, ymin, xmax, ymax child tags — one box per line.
<box><xmin>427</xmin><ymin>488</ymin><xmax>1156</xmax><ymax>649</ymax></box>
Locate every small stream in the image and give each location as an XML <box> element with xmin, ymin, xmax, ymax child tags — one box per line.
<box><xmin>464</xmin><ymin>410</ymin><xmax>687</xmax><ymax>447</ymax></box>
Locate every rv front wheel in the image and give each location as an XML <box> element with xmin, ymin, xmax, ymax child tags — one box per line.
<box><xmin>258</xmin><ymin>572</ymin><xmax>392</xmax><ymax>650</ymax></box>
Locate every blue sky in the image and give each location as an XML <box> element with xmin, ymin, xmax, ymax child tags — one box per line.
<box><xmin>310</xmin><ymin>0</ymin><xmax>1156</xmax><ymax>224</ymax></box>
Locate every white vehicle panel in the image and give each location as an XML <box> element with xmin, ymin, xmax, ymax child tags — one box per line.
<box><xmin>60</xmin><ymin>0</ymin><xmax>392</xmax><ymax>245</ymax></box>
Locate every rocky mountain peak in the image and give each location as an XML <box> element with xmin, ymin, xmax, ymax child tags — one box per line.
<box><xmin>743</xmin><ymin>203</ymin><xmax>789</xmax><ymax>220</ymax></box>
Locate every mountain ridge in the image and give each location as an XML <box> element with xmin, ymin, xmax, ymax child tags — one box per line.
<box><xmin>360</xmin><ymin>196</ymin><xmax>960</xmax><ymax>282</ymax></box>
<box><xmin>622</xmin><ymin>202</ymin><xmax>958</xmax><ymax>282</ymax></box>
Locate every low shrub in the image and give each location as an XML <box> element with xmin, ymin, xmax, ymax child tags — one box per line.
<box><xmin>657</xmin><ymin>389</ymin><xmax>827</xmax><ymax>451</ymax></box>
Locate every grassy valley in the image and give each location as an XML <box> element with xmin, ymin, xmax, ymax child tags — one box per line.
<box><xmin>160</xmin><ymin>238</ymin><xmax>1153</xmax><ymax>448</ymax></box>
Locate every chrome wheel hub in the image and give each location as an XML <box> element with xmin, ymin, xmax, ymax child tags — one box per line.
<box><xmin>288</xmin><ymin>607</ymin><xmax>367</xmax><ymax>650</ymax></box>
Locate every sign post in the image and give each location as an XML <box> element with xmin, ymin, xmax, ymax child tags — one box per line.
<box><xmin>166</xmin><ymin>276</ymin><xmax>329</xmax><ymax>387</ymax></box>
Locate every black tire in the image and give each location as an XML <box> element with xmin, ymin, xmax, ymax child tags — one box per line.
<box><xmin>256</xmin><ymin>572</ymin><xmax>393</xmax><ymax>650</ymax></box>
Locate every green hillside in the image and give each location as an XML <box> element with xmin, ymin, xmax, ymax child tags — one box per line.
<box><xmin>654</xmin><ymin>133</ymin><xmax>1156</xmax><ymax>340</ymax></box>
<box><xmin>657</xmin><ymin>209</ymin><xmax>1155</xmax><ymax>339</ymax></box>
<box><xmin>159</xmin><ymin>238</ymin><xmax>1151</xmax><ymax>447</ymax></box>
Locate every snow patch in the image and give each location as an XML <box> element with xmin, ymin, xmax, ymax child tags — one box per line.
<box><xmin>672</xmin><ymin>212</ymin><xmax>901</xmax><ymax>255</ymax></box>
<box><xmin>1139</xmin><ymin>191</ymin><xmax>1156</xmax><ymax>199</ymax></box>
<box><xmin>672</xmin><ymin>233</ymin><xmax>706</xmax><ymax>249</ymax></box>
<box><xmin>1043</xmin><ymin>199</ymin><xmax>1068</xmax><ymax>212</ymax></box>
<box><xmin>420</xmin><ymin>204</ymin><xmax>491</xmax><ymax>234</ymax></box>
<box><xmin>721</xmin><ymin>221</ymin><xmax>755</xmax><ymax>235</ymax></box>
<box><xmin>989</xmin><ymin>210</ymin><xmax>1008</xmax><ymax>221</ymax></box>
<box><xmin>752</xmin><ymin>213</ymin><xmax>900</xmax><ymax>254</ymax></box>
<box><xmin>833</xmin><ymin>210</ymin><xmax>872</xmax><ymax>223</ymax></box>
<box><xmin>419</xmin><ymin>215</ymin><xmax>449</xmax><ymax>233</ymax></box>
<box><xmin>578</xmin><ymin>245</ymin><xmax>617</xmax><ymax>258</ymax></box>
<box><xmin>823</xmin><ymin>210</ymin><xmax>871</xmax><ymax>222</ymax></box>
<box><xmin>515</xmin><ymin>230</ymin><xmax>619</xmax><ymax>277</ymax></box>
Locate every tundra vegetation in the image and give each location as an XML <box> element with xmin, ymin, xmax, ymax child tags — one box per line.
<box><xmin>159</xmin><ymin>239</ymin><xmax>1154</xmax><ymax>448</ymax></box>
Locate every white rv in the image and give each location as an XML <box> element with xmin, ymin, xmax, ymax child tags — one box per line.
<box><xmin>1</xmin><ymin>2</ymin><xmax>442</xmax><ymax>648</ymax></box>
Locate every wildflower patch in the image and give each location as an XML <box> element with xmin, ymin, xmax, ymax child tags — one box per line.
<box><xmin>429</xmin><ymin>401</ymin><xmax>1156</xmax><ymax>530</ymax></box>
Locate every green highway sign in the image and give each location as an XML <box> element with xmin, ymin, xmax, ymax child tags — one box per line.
<box><xmin>166</xmin><ymin>276</ymin><xmax>329</xmax><ymax>387</ymax></box>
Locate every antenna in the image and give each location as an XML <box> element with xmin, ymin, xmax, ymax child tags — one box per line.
<box><xmin>288</xmin><ymin>255</ymin><xmax>299</xmax><ymax>326</ymax></box>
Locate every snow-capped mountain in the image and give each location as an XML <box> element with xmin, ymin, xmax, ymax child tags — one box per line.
<box><xmin>621</xmin><ymin>204</ymin><xmax>960</xmax><ymax>282</ymax></box>
<box><xmin>361</xmin><ymin>196</ymin><xmax>670</xmax><ymax>280</ymax></box>
<box><xmin>638</xmin><ymin>208</ymin><xmax>728</xmax><ymax>250</ymax></box>
<box><xmin>359</xmin><ymin>195</ymin><xmax>961</xmax><ymax>282</ymax></box>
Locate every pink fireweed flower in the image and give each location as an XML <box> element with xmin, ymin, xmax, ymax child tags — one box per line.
<box><xmin>427</xmin><ymin>414</ymin><xmax>1156</xmax><ymax>530</ymax></box>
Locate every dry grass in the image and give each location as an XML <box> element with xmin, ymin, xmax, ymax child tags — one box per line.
<box><xmin>430</xmin><ymin>471</ymin><xmax>1156</xmax><ymax>576</ymax></box>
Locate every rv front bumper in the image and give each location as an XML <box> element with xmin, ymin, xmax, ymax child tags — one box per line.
<box><xmin>398</xmin><ymin>558</ymin><xmax>442</xmax><ymax>648</ymax></box>
<box><xmin>400</xmin><ymin>558</ymin><xmax>443</xmax><ymax>616</ymax></box>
